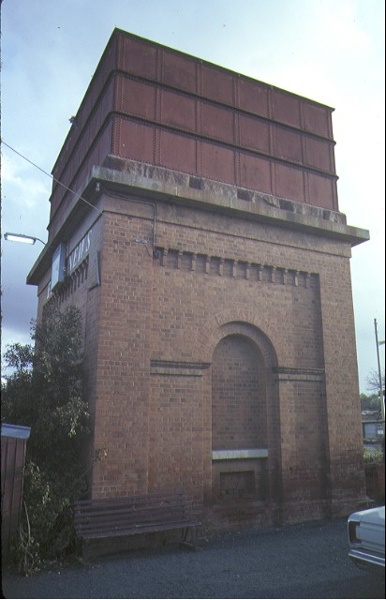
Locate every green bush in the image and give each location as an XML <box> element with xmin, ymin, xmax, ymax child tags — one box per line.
<box><xmin>363</xmin><ymin>447</ymin><xmax>384</xmax><ymax>478</ymax></box>
<box><xmin>2</xmin><ymin>305</ymin><xmax>90</xmax><ymax>574</ymax></box>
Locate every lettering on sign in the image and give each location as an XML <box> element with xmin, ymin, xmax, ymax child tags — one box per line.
<box><xmin>67</xmin><ymin>231</ymin><xmax>92</xmax><ymax>275</ymax></box>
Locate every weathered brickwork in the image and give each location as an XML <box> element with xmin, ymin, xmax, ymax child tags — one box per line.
<box><xmin>27</xmin><ymin>30</ymin><xmax>370</xmax><ymax>532</ymax></box>
<box><xmin>32</xmin><ymin>183</ymin><xmax>368</xmax><ymax>528</ymax></box>
<box><xmin>71</xmin><ymin>188</ymin><xmax>363</xmax><ymax>522</ymax></box>
<box><xmin>212</xmin><ymin>336</ymin><xmax>267</xmax><ymax>450</ymax></box>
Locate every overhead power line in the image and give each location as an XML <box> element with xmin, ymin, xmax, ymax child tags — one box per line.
<box><xmin>1</xmin><ymin>139</ymin><xmax>103</xmax><ymax>215</ymax></box>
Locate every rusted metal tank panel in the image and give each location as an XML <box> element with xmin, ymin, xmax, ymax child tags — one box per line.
<box><xmin>51</xmin><ymin>43</ymin><xmax>117</xmax><ymax>181</ymax></box>
<box><xmin>200</xmin><ymin>102</ymin><xmax>235</xmax><ymax>144</ymax></box>
<box><xmin>239</xmin><ymin>115</ymin><xmax>270</xmax><ymax>154</ymax></box>
<box><xmin>304</xmin><ymin>136</ymin><xmax>334</xmax><ymax>172</ymax></box>
<box><xmin>161</xmin><ymin>49</ymin><xmax>198</xmax><ymax>95</ymax></box>
<box><xmin>50</xmin><ymin>119</ymin><xmax>114</xmax><ymax>224</ymax></box>
<box><xmin>201</xmin><ymin>62</ymin><xmax>235</xmax><ymax>105</ymax></box>
<box><xmin>239</xmin><ymin>152</ymin><xmax>272</xmax><ymax>194</ymax></box>
<box><xmin>308</xmin><ymin>172</ymin><xmax>338</xmax><ymax>210</ymax></box>
<box><xmin>48</xmin><ymin>28</ymin><xmax>341</xmax><ymax>232</ymax></box>
<box><xmin>50</xmin><ymin>82</ymin><xmax>115</xmax><ymax>215</ymax></box>
<box><xmin>107</xmin><ymin>114</ymin><xmax>338</xmax><ymax>209</ymax></box>
<box><xmin>238</xmin><ymin>76</ymin><xmax>270</xmax><ymax>118</ymax></box>
<box><xmin>273</xmin><ymin>127</ymin><xmax>303</xmax><ymax>163</ymax></box>
<box><xmin>200</xmin><ymin>141</ymin><xmax>236</xmax><ymax>185</ymax></box>
<box><xmin>303</xmin><ymin>101</ymin><xmax>333</xmax><ymax>138</ymax></box>
<box><xmin>1</xmin><ymin>424</ymin><xmax>31</xmax><ymax>559</ymax></box>
<box><xmin>117</xmin><ymin>32</ymin><xmax>158</xmax><ymax>81</ymax></box>
<box><xmin>271</xmin><ymin>89</ymin><xmax>302</xmax><ymax>128</ymax></box>
<box><xmin>161</xmin><ymin>88</ymin><xmax>196</xmax><ymax>132</ymax></box>
<box><xmin>118</xmin><ymin>76</ymin><xmax>157</xmax><ymax>122</ymax></box>
<box><xmin>160</xmin><ymin>129</ymin><xmax>197</xmax><ymax>174</ymax></box>
<box><xmin>275</xmin><ymin>163</ymin><xmax>306</xmax><ymax>203</ymax></box>
<box><xmin>115</xmin><ymin>118</ymin><xmax>156</xmax><ymax>165</ymax></box>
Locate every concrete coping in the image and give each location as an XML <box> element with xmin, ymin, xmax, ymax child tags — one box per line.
<box><xmin>212</xmin><ymin>449</ymin><xmax>268</xmax><ymax>461</ymax></box>
<box><xmin>91</xmin><ymin>161</ymin><xmax>369</xmax><ymax>247</ymax></box>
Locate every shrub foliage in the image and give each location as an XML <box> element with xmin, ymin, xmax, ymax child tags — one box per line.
<box><xmin>2</xmin><ymin>304</ymin><xmax>90</xmax><ymax>573</ymax></box>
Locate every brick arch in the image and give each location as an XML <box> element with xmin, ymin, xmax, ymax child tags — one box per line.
<box><xmin>207</xmin><ymin>316</ymin><xmax>282</xmax><ymax>507</ymax></box>
<box><xmin>195</xmin><ymin>310</ymin><xmax>278</xmax><ymax>368</ymax></box>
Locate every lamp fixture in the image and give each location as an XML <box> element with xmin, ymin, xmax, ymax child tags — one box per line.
<box><xmin>4</xmin><ymin>232</ymin><xmax>46</xmax><ymax>246</ymax></box>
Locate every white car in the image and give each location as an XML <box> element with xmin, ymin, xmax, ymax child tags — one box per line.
<box><xmin>348</xmin><ymin>505</ymin><xmax>385</xmax><ymax>573</ymax></box>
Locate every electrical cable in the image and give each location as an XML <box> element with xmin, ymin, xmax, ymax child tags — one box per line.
<box><xmin>2</xmin><ymin>139</ymin><xmax>157</xmax><ymax>258</ymax></box>
<box><xmin>1</xmin><ymin>138</ymin><xmax>103</xmax><ymax>215</ymax></box>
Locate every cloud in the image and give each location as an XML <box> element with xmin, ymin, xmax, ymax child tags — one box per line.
<box><xmin>1</xmin><ymin>0</ymin><xmax>384</xmax><ymax>391</ymax></box>
<box><xmin>1</xmin><ymin>154</ymin><xmax>51</xmax><ymax>212</ymax></box>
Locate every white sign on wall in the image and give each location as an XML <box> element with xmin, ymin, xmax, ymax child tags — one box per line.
<box><xmin>51</xmin><ymin>243</ymin><xmax>66</xmax><ymax>289</ymax></box>
<box><xmin>67</xmin><ymin>230</ymin><xmax>92</xmax><ymax>275</ymax></box>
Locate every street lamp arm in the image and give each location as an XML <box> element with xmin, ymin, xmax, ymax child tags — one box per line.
<box><xmin>4</xmin><ymin>232</ymin><xmax>46</xmax><ymax>246</ymax></box>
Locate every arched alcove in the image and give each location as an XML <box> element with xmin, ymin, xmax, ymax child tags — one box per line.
<box><xmin>209</xmin><ymin>322</ymin><xmax>280</xmax><ymax>506</ymax></box>
<box><xmin>212</xmin><ymin>334</ymin><xmax>267</xmax><ymax>451</ymax></box>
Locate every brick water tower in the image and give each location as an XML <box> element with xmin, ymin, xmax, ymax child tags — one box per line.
<box><xmin>28</xmin><ymin>28</ymin><xmax>369</xmax><ymax>530</ymax></box>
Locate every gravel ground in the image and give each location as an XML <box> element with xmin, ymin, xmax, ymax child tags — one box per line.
<box><xmin>2</xmin><ymin>517</ymin><xmax>384</xmax><ymax>599</ymax></box>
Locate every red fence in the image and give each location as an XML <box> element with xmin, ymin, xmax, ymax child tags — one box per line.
<box><xmin>365</xmin><ymin>464</ymin><xmax>385</xmax><ymax>504</ymax></box>
<box><xmin>1</xmin><ymin>423</ymin><xmax>31</xmax><ymax>559</ymax></box>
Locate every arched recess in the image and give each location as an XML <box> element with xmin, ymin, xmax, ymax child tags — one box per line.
<box><xmin>212</xmin><ymin>333</ymin><xmax>267</xmax><ymax>451</ymax></box>
<box><xmin>194</xmin><ymin>308</ymin><xmax>279</xmax><ymax>365</ymax></box>
<box><xmin>208</xmin><ymin>321</ymin><xmax>281</xmax><ymax>506</ymax></box>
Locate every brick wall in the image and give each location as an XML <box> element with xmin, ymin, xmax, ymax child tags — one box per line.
<box><xmin>45</xmin><ymin>183</ymin><xmax>362</xmax><ymax>528</ymax></box>
<box><xmin>36</xmin><ymin>174</ymin><xmax>366</xmax><ymax>528</ymax></box>
<box><xmin>212</xmin><ymin>335</ymin><xmax>267</xmax><ymax>450</ymax></box>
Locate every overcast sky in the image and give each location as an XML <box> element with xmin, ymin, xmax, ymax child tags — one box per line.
<box><xmin>1</xmin><ymin>0</ymin><xmax>384</xmax><ymax>392</ymax></box>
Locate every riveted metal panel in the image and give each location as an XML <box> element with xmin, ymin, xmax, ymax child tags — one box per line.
<box><xmin>161</xmin><ymin>89</ymin><xmax>196</xmax><ymax>132</ymax></box>
<box><xmin>302</xmin><ymin>102</ymin><xmax>332</xmax><ymax>138</ymax></box>
<box><xmin>238</xmin><ymin>77</ymin><xmax>270</xmax><ymax>118</ymax></box>
<box><xmin>239</xmin><ymin>115</ymin><xmax>270</xmax><ymax>154</ymax></box>
<box><xmin>271</xmin><ymin>89</ymin><xmax>302</xmax><ymax>128</ymax></box>
<box><xmin>117</xmin><ymin>33</ymin><xmax>158</xmax><ymax>81</ymax></box>
<box><xmin>273</xmin><ymin>127</ymin><xmax>303</xmax><ymax>163</ymax></box>
<box><xmin>239</xmin><ymin>152</ymin><xmax>272</xmax><ymax>194</ymax></box>
<box><xmin>200</xmin><ymin>103</ymin><xmax>235</xmax><ymax>144</ymax></box>
<box><xmin>118</xmin><ymin>77</ymin><xmax>157</xmax><ymax>121</ymax></box>
<box><xmin>161</xmin><ymin>50</ymin><xmax>198</xmax><ymax>94</ymax></box>
<box><xmin>116</xmin><ymin>118</ymin><xmax>155</xmax><ymax>164</ymax></box>
<box><xmin>160</xmin><ymin>129</ymin><xmax>197</xmax><ymax>174</ymax></box>
<box><xmin>200</xmin><ymin>141</ymin><xmax>236</xmax><ymax>184</ymax></box>
<box><xmin>201</xmin><ymin>63</ymin><xmax>234</xmax><ymax>105</ymax></box>
<box><xmin>304</xmin><ymin>136</ymin><xmax>333</xmax><ymax>172</ymax></box>
<box><xmin>307</xmin><ymin>172</ymin><xmax>338</xmax><ymax>210</ymax></box>
<box><xmin>274</xmin><ymin>163</ymin><xmax>306</xmax><ymax>203</ymax></box>
<box><xmin>48</xmin><ymin>28</ymin><xmax>341</xmax><ymax>233</ymax></box>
